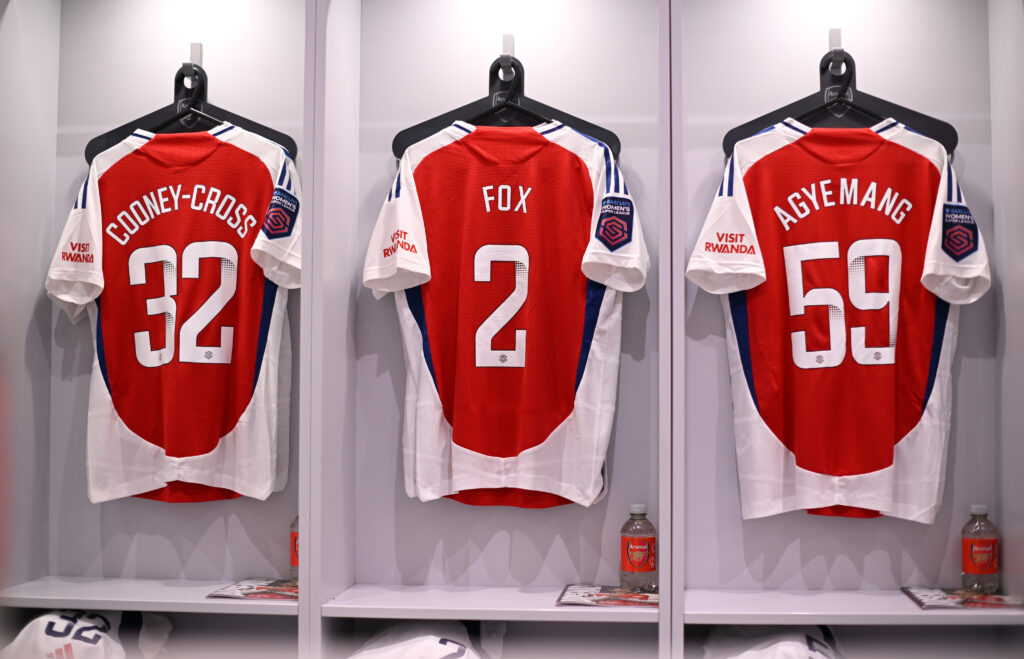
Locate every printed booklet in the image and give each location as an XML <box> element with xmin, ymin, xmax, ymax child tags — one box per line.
<box><xmin>901</xmin><ymin>586</ymin><xmax>1024</xmax><ymax>610</ymax></box>
<box><xmin>556</xmin><ymin>584</ymin><xmax>658</xmax><ymax>607</ymax></box>
<box><xmin>208</xmin><ymin>578</ymin><xmax>298</xmax><ymax>600</ymax></box>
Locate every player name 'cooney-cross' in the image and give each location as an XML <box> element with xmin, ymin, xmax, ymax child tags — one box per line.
<box><xmin>105</xmin><ymin>183</ymin><xmax>261</xmax><ymax>246</ymax></box>
<box><xmin>774</xmin><ymin>177</ymin><xmax>915</xmax><ymax>231</ymax></box>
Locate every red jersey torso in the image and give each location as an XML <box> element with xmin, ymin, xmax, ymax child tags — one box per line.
<box><xmin>416</xmin><ymin>127</ymin><xmax>593</xmax><ymax>461</ymax></box>
<box><xmin>99</xmin><ymin>134</ymin><xmax>273</xmax><ymax>460</ymax></box>
<box><xmin>742</xmin><ymin>128</ymin><xmax>940</xmax><ymax>478</ymax></box>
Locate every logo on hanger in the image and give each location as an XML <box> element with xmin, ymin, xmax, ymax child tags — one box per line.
<box><xmin>176</xmin><ymin>99</ymin><xmax>203</xmax><ymax>128</ymax></box>
<box><xmin>491</xmin><ymin>92</ymin><xmax>519</xmax><ymax>122</ymax></box>
<box><xmin>596</xmin><ymin>197</ymin><xmax>634</xmax><ymax>251</ymax></box>
<box><xmin>263</xmin><ymin>188</ymin><xmax>299</xmax><ymax>239</ymax></box>
<box><xmin>941</xmin><ymin>203</ymin><xmax>978</xmax><ymax>261</ymax></box>
<box><xmin>823</xmin><ymin>86</ymin><xmax>854</xmax><ymax>117</ymax></box>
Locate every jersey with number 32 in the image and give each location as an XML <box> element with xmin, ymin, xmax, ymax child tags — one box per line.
<box><xmin>364</xmin><ymin>121</ymin><xmax>648</xmax><ymax>507</ymax></box>
<box><xmin>46</xmin><ymin>124</ymin><xmax>301</xmax><ymax>503</ymax></box>
<box><xmin>686</xmin><ymin>118</ymin><xmax>989</xmax><ymax>523</ymax></box>
<box><xmin>0</xmin><ymin>610</ymin><xmax>125</xmax><ymax>659</ymax></box>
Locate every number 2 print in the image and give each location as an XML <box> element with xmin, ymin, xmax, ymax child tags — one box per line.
<box><xmin>474</xmin><ymin>244</ymin><xmax>529</xmax><ymax>368</ymax></box>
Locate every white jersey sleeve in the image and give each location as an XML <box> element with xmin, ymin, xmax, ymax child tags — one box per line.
<box><xmin>362</xmin><ymin>154</ymin><xmax>431</xmax><ymax>299</ymax></box>
<box><xmin>684</xmin><ymin>154</ymin><xmax>766</xmax><ymax>294</ymax></box>
<box><xmin>45</xmin><ymin>167</ymin><xmax>105</xmax><ymax>322</ymax></box>
<box><xmin>921</xmin><ymin>156</ymin><xmax>990</xmax><ymax>304</ymax></box>
<box><xmin>581</xmin><ymin>163</ymin><xmax>649</xmax><ymax>292</ymax></box>
<box><xmin>252</xmin><ymin>153</ymin><xmax>302</xmax><ymax>289</ymax></box>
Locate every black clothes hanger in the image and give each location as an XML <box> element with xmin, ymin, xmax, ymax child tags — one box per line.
<box><xmin>466</xmin><ymin>58</ymin><xmax>550</xmax><ymax>126</ymax></box>
<box><xmin>391</xmin><ymin>56</ymin><xmax>621</xmax><ymax>159</ymax></box>
<box><xmin>84</xmin><ymin>64</ymin><xmax>298</xmax><ymax>164</ymax></box>
<box><xmin>792</xmin><ymin>56</ymin><xmax>886</xmax><ymax>126</ymax></box>
<box><xmin>722</xmin><ymin>49</ymin><xmax>958</xmax><ymax>156</ymax></box>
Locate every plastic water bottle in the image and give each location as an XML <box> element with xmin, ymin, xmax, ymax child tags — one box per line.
<box><xmin>961</xmin><ymin>504</ymin><xmax>998</xmax><ymax>594</ymax></box>
<box><xmin>289</xmin><ymin>516</ymin><xmax>299</xmax><ymax>581</ymax></box>
<box><xmin>620</xmin><ymin>504</ymin><xmax>657</xmax><ymax>592</ymax></box>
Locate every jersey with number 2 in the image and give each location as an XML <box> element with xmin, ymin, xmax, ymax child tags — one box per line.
<box><xmin>46</xmin><ymin>125</ymin><xmax>301</xmax><ymax>503</ymax></box>
<box><xmin>363</xmin><ymin>121</ymin><xmax>648</xmax><ymax>507</ymax></box>
<box><xmin>685</xmin><ymin>118</ymin><xmax>989</xmax><ymax>523</ymax></box>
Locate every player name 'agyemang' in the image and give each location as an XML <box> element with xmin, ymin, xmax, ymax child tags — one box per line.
<box><xmin>105</xmin><ymin>184</ymin><xmax>259</xmax><ymax>246</ymax></box>
<box><xmin>774</xmin><ymin>178</ymin><xmax>914</xmax><ymax>231</ymax></box>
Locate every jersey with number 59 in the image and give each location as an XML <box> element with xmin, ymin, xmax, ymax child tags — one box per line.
<box><xmin>46</xmin><ymin>124</ymin><xmax>301</xmax><ymax>503</ymax></box>
<box><xmin>686</xmin><ymin>118</ymin><xmax>989</xmax><ymax>523</ymax></box>
<box><xmin>363</xmin><ymin>121</ymin><xmax>648</xmax><ymax>507</ymax></box>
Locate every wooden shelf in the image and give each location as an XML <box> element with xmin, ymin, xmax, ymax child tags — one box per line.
<box><xmin>684</xmin><ymin>589</ymin><xmax>1024</xmax><ymax>626</ymax></box>
<box><xmin>0</xmin><ymin>576</ymin><xmax>297</xmax><ymax>616</ymax></box>
<box><xmin>322</xmin><ymin>585</ymin><xmax>658</xmax><ymax>623</ymax></box>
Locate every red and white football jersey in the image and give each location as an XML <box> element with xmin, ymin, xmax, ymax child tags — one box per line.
<box><xmin>46</xmin><ymin>124</ymin><xmax>301</xmax><ymax>503</ymax></box>
<box><xmin>686</xmin><ymin>118</ymin><xmax>990</xmax><ymax>523</ymax></box>
<box><xmin>363</xmin><ymin>121</ymin><xmax>648</xmax><ymax>507</ymax></box>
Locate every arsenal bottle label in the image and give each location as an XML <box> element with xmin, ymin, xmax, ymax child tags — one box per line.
<box><xmin>621</xmin><ymin>537</ymin><xmax>656</xmax><ymax>573</ymax></box>
<box><xmin>290</xmin><ymin>531</ymin><xmax>300</xmax><ymax>569</ymax></box>
<box><xmin>962</xmin><ymin>538</ymin><xmax>998</xmax><ymax>574</ymax></box>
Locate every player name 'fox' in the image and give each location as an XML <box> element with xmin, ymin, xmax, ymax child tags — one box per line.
<box><xmin>481</xmin><ymin>184</ymin><xmax>532</xmax><ymax>213</ymax></box>
<box><xmin>774</xmin><ymin>177</ymin><xmax>914</xmax><ymax>231</ymax></box>
<box><xmin>105</xmin><ymin>183</ymin><xmax>260</xmax><ymax>246</ymax></box>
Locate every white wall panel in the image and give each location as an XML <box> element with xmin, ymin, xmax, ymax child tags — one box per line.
<box><xmin>990</xmin><ymin>0</ymin><xmax>1024</xmax><ymax>599</ymax></box>
<box><xmin>0</xmin><ymin>0</ymin><xmax>61</xmax><ymax>590</ymax></box>
<box><xmin>309</xmin><ymin>0</ymin><xmax>360</xmax><ymax>654</ymax></box>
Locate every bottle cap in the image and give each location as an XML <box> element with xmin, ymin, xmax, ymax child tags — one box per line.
<box><xmin>970</xmin><ymin>504</ymin><xmax>988</xmax><ymax>515</ymax></box>
<box><xmin>630</xmin><ymin>504</ymin><xmax>647</xmax><ymax>515</ymax></box>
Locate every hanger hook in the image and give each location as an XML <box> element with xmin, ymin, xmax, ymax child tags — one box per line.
<box><xmin>504</xmin><ymin>60</ymin><xmax>524</xmax><ymax>100</ymax></box>
<box><xmin>830</xmin><ymin>48</ymin><xmax>845</xmax><ymax>76</ymax></box>
<box><xmin>499</xmin><ymin>54</ymin><xmax>514</xmax><ymax>82</ymax></box>
<box><xmin>818</xmin><ymin>50</ymin><xmax>856</xmax><ymax>98</ymax></box>
<box><xmin>488</xmin><ymin>56</ymin><xmax>525</xmax><ymax>105</ymax></box>
<box><xmin>835</xmin><ymin>62</ymin><xmax>853</xmax><ymax>98</ymax></box>
<box><xmin>173</xmin><ymin>63</ymin><xmax>208</xmax><ymax>110</ymax></box>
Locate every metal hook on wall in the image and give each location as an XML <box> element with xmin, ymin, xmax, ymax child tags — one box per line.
<box><xmin>499</xmin><ymin>34</ymin><xmax>515</xmax><ymax>81</ymax></box>
<box><xmin>828</xmin><ymin>28</ymin><xmax>844</xmax><ymax>76</ymax></box>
